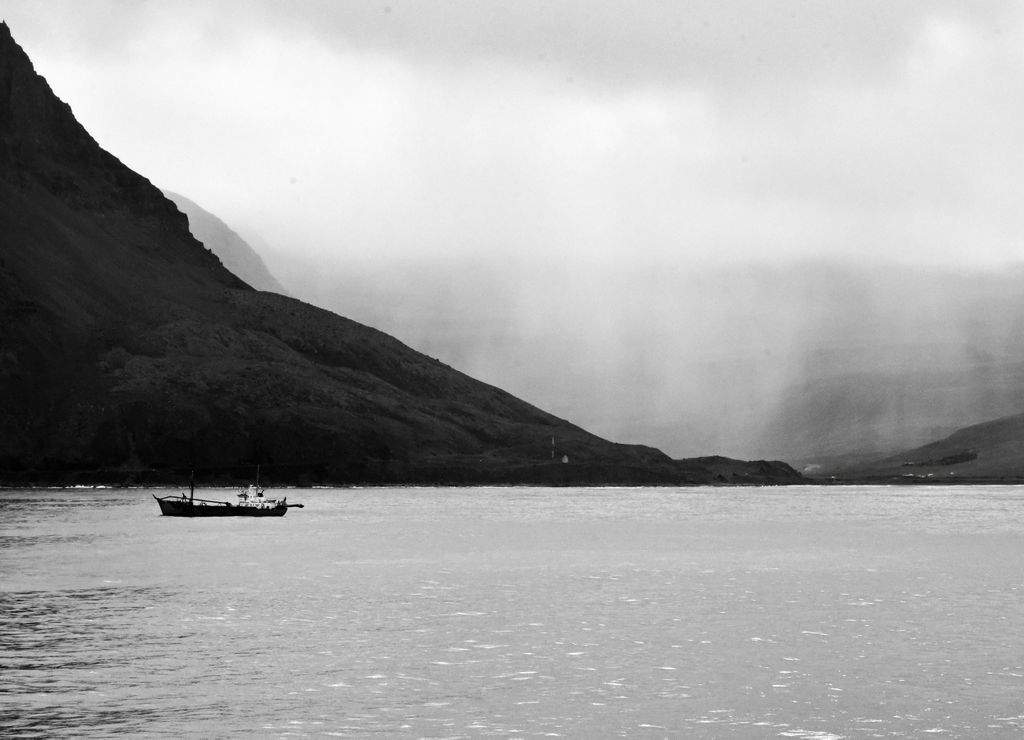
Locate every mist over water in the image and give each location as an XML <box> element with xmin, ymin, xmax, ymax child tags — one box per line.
<box><xmin>264</xmin><ymin>249</ymin><xmax>1024</xmax><ymax>460</ymax></box>
<box><xmin>4</xmin><ymin>485</ymin><xmax>1024</xmax><ymax>738</ymax></box>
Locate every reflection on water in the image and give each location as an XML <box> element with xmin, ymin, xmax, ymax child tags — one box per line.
<box><xmin>2</xmin><ymin>485</ymin><xmax>1024</xmax><ymax>737</ymax></box>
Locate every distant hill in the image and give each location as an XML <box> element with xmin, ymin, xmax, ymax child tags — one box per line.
<box><xmin>0</xmin><ymin>22</ymin><xmax>800</xmax><ymax>486</ymax></box>
<box><xmin>163</xmin><ymin>190</ymin><xmax>287</xmax><ymax>295</ymax></box>
<box><xmin>811</xmin><ymin>411</ymin><xmax>1024</xmax><ymax>482</ymax></box>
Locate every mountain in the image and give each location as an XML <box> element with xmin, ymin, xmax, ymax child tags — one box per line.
<box><xmin>162</xmin><ymin>190</ymin><xmax>287</xmax><ymax>294</ymax></box>
<box><xmin>0</xmin><ymin>23</ymin><xmax>801</xmax><ymax>486</ymax></box>
<box><xmin>809</xmin><ymin>411</ymin><xmax>1024</xmax><ymax>482</ymax></box>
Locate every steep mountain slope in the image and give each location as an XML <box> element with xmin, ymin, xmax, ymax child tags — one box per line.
<box><xmin>163</xmin><ymin>190</ymin><xmax>287</xmax><ymax>294</ymax></box>
<box><xmin>0</xmin><ymin>23</ymin><xmax>800</xmax><ymax>485</ymax></box>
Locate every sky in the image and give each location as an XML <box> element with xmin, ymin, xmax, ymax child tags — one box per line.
<box><xmin>4</xmin><ymin>1</ymin><xmax>1024</xmax><ymax>459</ymax></box>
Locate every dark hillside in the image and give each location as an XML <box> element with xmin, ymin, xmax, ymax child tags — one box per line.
<box><xmin>0</xmin><ymin>23</ymin><xmax>799</xmax><ymax>486</ymax></box>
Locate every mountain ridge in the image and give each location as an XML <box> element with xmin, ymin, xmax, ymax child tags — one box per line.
<box><xmin>163</xmin><ymin>190</ymin><xmax>288</xmax><ymax>295</ymax></box>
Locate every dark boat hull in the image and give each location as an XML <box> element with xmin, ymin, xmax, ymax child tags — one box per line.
<box><xmin>154</xmin><ymin>496</ymin><xmax>288</xmax><ymax>517</ymax></box>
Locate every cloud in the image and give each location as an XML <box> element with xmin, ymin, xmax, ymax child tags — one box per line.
<box><xmin>9</xmin><ymin>0</ymin><xmax>1014</xmax><ymax>266</ymax></box>
<box><xmin>229</xmin><ymin>1</ymin><xmax>1015</xmax><ymax>90</ymax></box>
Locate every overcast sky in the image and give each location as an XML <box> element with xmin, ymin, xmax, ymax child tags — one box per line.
<box><xmin>5</xmin><ymin>0</ymin><xmax>1023</xmax><ymax>269</ymax></box>
<box><xmin>5</xmin><ymin>1</ymin><xmax>1024</xmax><ymax>458</ymax></box>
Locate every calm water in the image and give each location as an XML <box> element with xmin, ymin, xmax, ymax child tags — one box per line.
<box><xmin>3</xmin><ymin>485</ymin><xmax>1024</xmax><ymax>738</ymax></box>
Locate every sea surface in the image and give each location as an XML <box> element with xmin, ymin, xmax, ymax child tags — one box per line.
<box><xmin>3</xmin><ymin>485</ymin><xmax>1024</xmax><ymax>738</ymax></box>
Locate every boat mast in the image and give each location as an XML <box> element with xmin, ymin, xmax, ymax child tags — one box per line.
<box><xmin>189</xmin><ymin>469</ymin><xmax>195</xmax><ymax>505</ymax></box>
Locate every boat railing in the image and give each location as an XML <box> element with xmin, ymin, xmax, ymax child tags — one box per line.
<box><xmin>157</xmin><ymin>494</ymin><xmax>234</xmax><ymax>506</ymax></box>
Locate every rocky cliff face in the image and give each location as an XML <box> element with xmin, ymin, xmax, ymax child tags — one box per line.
<box><xmin>0</xmin><ymin>23</ymin><xmax>800</xmax><ymax>486</ymax></box>
<box><xmin>0</xmin><ymin>28</ymin><xmax>190</xmax><ymax>229</ymax></box>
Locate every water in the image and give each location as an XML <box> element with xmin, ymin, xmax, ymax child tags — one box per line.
<box><xmin>3</xmin><ymin>485</ymin><xmax>1024</xmax><ymax>738</ymax></box>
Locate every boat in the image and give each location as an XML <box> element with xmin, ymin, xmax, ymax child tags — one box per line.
<box><xmin>154</xmin><ymin>469</ymin><xmax>303</xmax><ymax>517</ymax></box>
